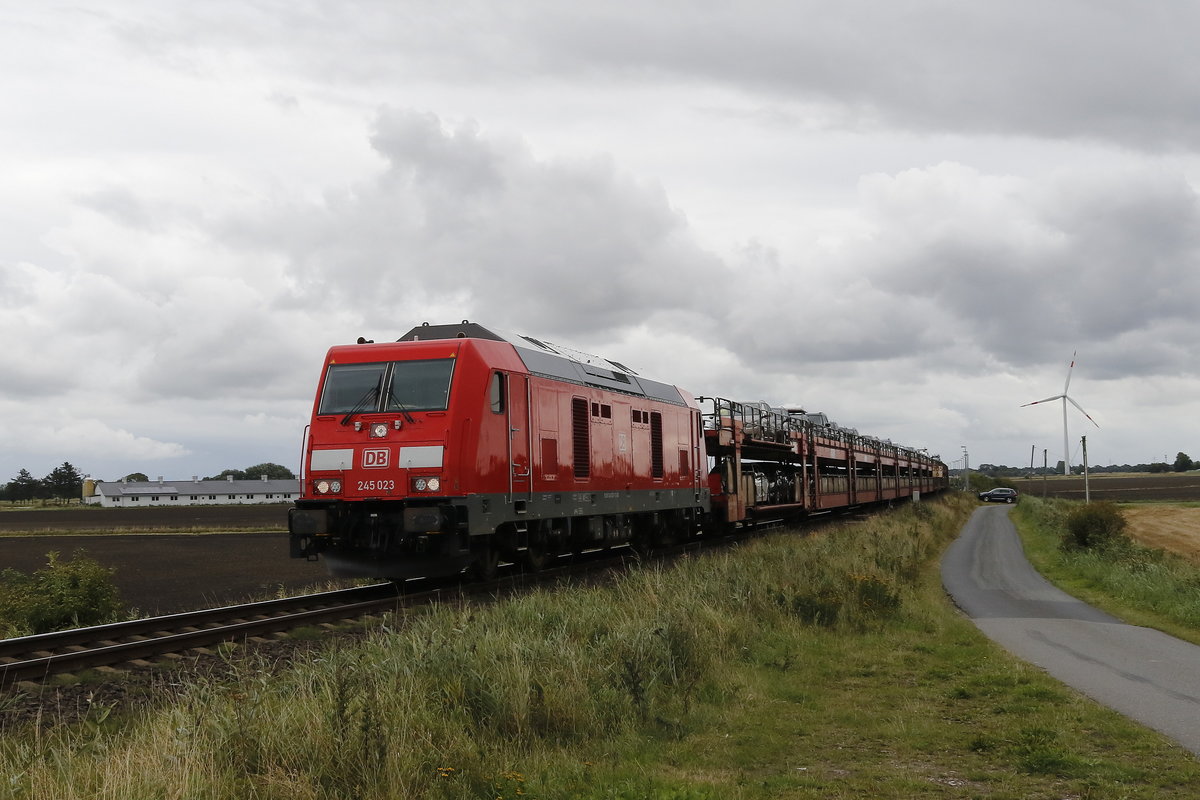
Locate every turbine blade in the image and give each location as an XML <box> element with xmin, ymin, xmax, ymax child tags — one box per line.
<box><xmin>1063</xmin><ymin>350</ymin><xmax>1077</xmax><ymax>394</ymax></box>
<box><xmin>1021</xmin><ymin>394</ymin><xmax>1065</xmax><ymax>407</ymax></box>
<box><xmin>1066</xmin><ymin>395</ymin><xmax>1100</xmax><ymax>428</ymax></box>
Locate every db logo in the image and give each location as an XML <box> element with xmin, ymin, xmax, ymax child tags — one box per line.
<box><xmin>362</xmin><ymin>448</ymin><xmax>390</xmax><ymax>469</ymax></box>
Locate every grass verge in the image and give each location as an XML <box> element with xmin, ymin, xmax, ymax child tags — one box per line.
<box><xmin>1013</xmin><ymin>495</ymin><xmax>1200</xmax><ymax>646</ymax></box>
<box><xmin>3</xmin><ymin>494</ymin><xmax>1199</xmax><ymax>798</ymax></box>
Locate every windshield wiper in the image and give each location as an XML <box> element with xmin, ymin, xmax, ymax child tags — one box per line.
<box><xmin>340</xmin><ymin>385</ymin><xmax>380</xmax><ymax>426</ymax></box>
<box><xmin>381</xmin><ymin>384</ymin><xmax>417</xmax><ymax>424</ymax></box>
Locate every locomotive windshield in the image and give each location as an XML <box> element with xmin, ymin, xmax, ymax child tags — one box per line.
<box><xmin>319</xmin><ymin>362</ymin><xmax>386</xmax><ymax>415</ymax></box>
<box><xmin>318</xmin><ymin>359</ymin><xmax>455</xmax><ymax>415</ymax></box>
<box><xmin>385</xmin><ymin>358</ymin><xmax>455</xmax><ymax>411</ymax></box>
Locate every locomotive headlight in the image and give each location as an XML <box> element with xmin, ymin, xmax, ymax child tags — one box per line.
<box><xmin>316</xmin><ymin>479</ymin><xmax>330</xmax><ymax>494</ymax></box>
<box><xmin>413</xmin><ymin>477</ymin><xmax>427</xmax><ymax>492</ymax></box>
<box><xmin>330</xmin><ymin>479</ymin><xmax>343</xmax><ymax>493</ymax></box>
<box><xmin>314</xmin><ymin>479</ymin><xmax>343</xmax><ymax>495</ymax></box>
<box><xmin>369</xmin><ymin>422</ymin><xmax>388</xmax><ymax>438</ymax></box>
<box><xmin>411</xmin><ymin>477</ymin><xmax>441</xmax><ymax>493</ymax></box>
<box><xmin>426</xmin><ymin>477</ymin><xmax>440</xmax><ymax>492</ymax></box>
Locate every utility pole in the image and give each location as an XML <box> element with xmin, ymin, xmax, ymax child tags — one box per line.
<box><xmin>961</xmin><ymin>446</ymin><xmax>969</xmax><ymax>491</ymax></box>
<box><xmin>1082</xmin><ymin>436</ymin><xmax>1090</xmax><ymax>504</ymax></box>
<box><xmin>1042</xmin><ymin>449</ymin><xmax>1048</xmax><ymax>499</ymax></box>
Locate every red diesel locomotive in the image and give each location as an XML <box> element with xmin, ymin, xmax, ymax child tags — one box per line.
<box><xmin>289</xmin><ymin>322</ymin><xmax>707</xmax><ymax>579</ymax></box>
<box><xmin>288</xmin><ymin>321</ymin><xmax>947</xmax><ymax>579</ymax></box>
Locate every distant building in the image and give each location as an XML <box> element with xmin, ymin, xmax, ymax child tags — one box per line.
<box><xmin>83</xmin><ymin>475</ymin><xmax>299</xmax><ymax>508</ymax></box>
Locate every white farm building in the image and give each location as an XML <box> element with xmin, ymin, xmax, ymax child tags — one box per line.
<box><xmin>84</xmin><ymin>476</ymin><xmax>299</xmax><ymax>508</ymax></box>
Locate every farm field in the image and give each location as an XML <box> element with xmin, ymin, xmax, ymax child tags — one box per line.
<box><xmin>0</xmin><ymin>504</ymin><xmax>288</xmax><ymax>534</ymax></box>
<box><xmin>0</xmin><ymin>506</ymin><xmax>310</xmax><ymax>614</ymax></box>
<box><xmin>1122</xmin><ymin>505</ymin><xmax>1200</xmax><ymax>563</ymax></box>
<box><xmin>1010</xmin><ymin>472</ymin><xmax>1200</xmax><ymax>503</ymax></box>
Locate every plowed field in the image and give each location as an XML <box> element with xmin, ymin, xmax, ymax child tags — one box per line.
<box><xmin>1011</xmin><ymin>473</ymin><xmax>1200</xmax><ymax>503</ymax></box>
<box><xmin>0</xmin><ymin>504</ymin><xmax>287</xmax><ymax>533</ymax></box>
<box><xmin>0</xmin><ymin>505</ymin><xmax>339</xmax><ymax>615</ymax></box>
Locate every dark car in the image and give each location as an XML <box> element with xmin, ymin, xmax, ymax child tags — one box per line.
<box><xmin>978</xmin><ymin>487</ymin><xmax>1018</xmax><ymax>504</ymax></box>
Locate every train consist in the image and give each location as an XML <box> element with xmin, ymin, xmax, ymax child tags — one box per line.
<box><xmin>288</xmin><ymin>321</ymin><xmax>947</xmax><ymax>579</ymax></box>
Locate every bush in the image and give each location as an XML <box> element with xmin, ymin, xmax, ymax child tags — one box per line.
<box><xmin>0</xmin><ymin>550</ymin><xmax>123</xmax><ymax>637</ymax></box>
<box><xmin>1061</xmin><ymin>502</ymin><xmax>1128</xmax><ymax>552</ymax></box>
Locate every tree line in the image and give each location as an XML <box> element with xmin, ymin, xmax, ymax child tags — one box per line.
<box><xmin>1</xmin><ymin>462</ymin><xmax>296</xmax><ymax>503</ymax></box>
<box><xmin>1</xmin><ymin>463</ymin><xmax>86</xmax><ymax>503</ymax></box>
<box><xmin>972</xmin><ymin>452</ymin><xmax>1195</xmax><ymax>478</ymax></box>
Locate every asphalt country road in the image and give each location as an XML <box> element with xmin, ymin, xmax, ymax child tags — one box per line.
<box><xmin>943</xmin><ymin>505</ymin><xmax>1200</xmax><ymax>756</ymax></box>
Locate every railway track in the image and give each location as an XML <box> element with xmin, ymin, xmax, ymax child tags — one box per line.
<box><xmin>0</xmin><ymin>545</ymin><xmax>663</xmax><ymax>690</ymax></box>
<box><xmin>0</xmin><ymin>583</ymin><xmax>411</xmax><ymax>689</ymax></box>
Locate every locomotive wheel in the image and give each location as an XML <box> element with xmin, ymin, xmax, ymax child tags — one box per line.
<box><xmin>629</xmin><ymin>533</ymin><xmax>652</xmax><ymax>557</ymax></box>
<box><xmin>468</xmin><ymin>538</ymin><xmax>500</xmax><ymax>581</ymax></box>
<box><xmin>523</xmin><ymin>540</ymin><xmax>549</xmax><ymax>572</ymax></box>
<box><xmin>651</xmin><ymin>519</ymin><xmax>678</xmax><ymax>548</ymax></box>
<box><xmin>628</xmin><ymin>516</ymin><xmax>657</xmax><ymax>556</ymax></box>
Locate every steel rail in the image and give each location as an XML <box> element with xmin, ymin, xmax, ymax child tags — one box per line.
<box><xmin>0</xmin><ymin>583</ymin><xmax>400</xmax><ymax>659</ymax></box>
<box><xmin>0</xmin><ymin>583</ymin><xmax>407</xmax><ymax>689</ymax></box>
<box><xmin>0</xmin><ymin>553</ymin><xmax>633</xmax><ymax>689</ymax></box>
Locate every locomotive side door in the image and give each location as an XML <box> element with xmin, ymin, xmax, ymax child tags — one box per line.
<box><xmin>507</xmin><ymin>373</ymin><xmax>532</xmax><ymax>503</ymax></box>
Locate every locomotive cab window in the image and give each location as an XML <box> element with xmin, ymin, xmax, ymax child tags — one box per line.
<box><xmin>318</xmin><ymin>362</ymin><xmax>386</xmax><ymax>415</ymax></box>
<box><xmin>318</xmin><ymin>359</ymin><xmax>456</xmax><ymax>415</ymax></box>
<box><xmin>386</xmin><ymin>359</ymin><xmax>455</xmax><ymax>411</ymax></box>
<box><xmin>490</xmin><ymin>372</ymin><xmax>506</xmax><ymax>414</ymax></box>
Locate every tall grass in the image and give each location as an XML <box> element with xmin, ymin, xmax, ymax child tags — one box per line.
<box><xmin>4</xmin><ymin>495</ymin><xmax>1199</xmax><ymax>798</ymax></box>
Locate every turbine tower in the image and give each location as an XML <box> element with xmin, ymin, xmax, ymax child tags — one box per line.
<box><xmin>1021</xmin><ymin>351</ymin><xmax>1099</xmax><ymax>476</ymax></box>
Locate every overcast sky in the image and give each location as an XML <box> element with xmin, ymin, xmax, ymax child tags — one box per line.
<box><xmin>4</xmin><ymin>1</ymin><xmax>1200</xmax><ymax>484</ymax></box>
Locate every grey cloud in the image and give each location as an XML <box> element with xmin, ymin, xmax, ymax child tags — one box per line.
<box><xmin>0</xmin><ymin>262</ymin><xmax>37</xmax><ymax>309</ymax></box>
<box><xmin>369</xmin><ymin>111</ymin><xmax>505</xmax><ymax>196</ymax></box>
<box><xmin>517</xmin><ymin>2</ymin><xmax>1200</xmax><ymax>150</ymax></box>
<box><xmin>856</xmin><ymin>165</ymin><xmax>1200</xmax><ymax>375</ymax></box>
<box><xmin>77</xmin><ymin>188</ymin><xmax>158</xmax><ymax>231</ymax></box>
<box><xmin>91</xmin><ymin>2</ymin><xmax>1200</xmax><ymax>151</ymax></box>
<box><xmin>241</xmin><ymin>109</ymin><xmax>727</xmax><ymax>340</ymax></box>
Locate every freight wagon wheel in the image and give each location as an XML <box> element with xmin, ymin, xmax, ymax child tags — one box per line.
<box><xmin>468</xmin><ymin>538</ymin><xmax>500</xmax><ymax>581</ymax></box>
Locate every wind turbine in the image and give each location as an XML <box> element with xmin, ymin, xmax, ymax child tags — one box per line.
<box><xmin>1021</xmin><ymin>351</ymin><xmax>1099</xmax><ymax>476</ymax></box>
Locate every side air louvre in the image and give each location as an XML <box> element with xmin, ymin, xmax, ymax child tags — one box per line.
<box><xmin>650</xmin><ymin>411</ymin><xmax>664</xmax><ymax>479</ymax></box>
<box><xmin>572</xmin><ymin>398</ymin><xmax>590</xmax><ymax>479</ymax></box>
